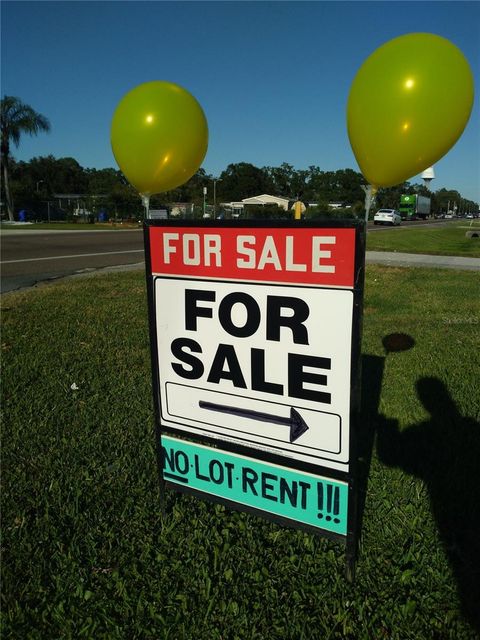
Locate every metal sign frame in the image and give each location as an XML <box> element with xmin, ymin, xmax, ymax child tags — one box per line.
<box><xmin>144</xmin><ymin>219</ymin><xmax>365</xmax><ymax>580</ymax></box>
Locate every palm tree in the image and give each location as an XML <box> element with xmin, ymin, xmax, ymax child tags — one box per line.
<box><xmin>1</xmin><ymin>96</ymin><xmax>51</xmax><ymax>221</ymax></box>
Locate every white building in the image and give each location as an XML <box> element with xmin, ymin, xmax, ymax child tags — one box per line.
<box><xmin>221</xmin><ymin>194</ymin><xmax>293</xmax><ymax>216</ymax></box>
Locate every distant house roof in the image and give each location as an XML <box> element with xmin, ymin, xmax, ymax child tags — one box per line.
<box><xmin>221</xmin><ymin>194</ymin><xmax>293</xmax><ymax>211</ymax></box>
<box><xmin>242</xmin><ymin>194</ymin><xmax>291</xmax><ymax>206</ymax></box>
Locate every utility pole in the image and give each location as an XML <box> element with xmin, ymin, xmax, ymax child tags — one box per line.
<box><xmin>213</xmin><ymin>179</ymin><xmax>222</xmax><ymax>218</ymax></box>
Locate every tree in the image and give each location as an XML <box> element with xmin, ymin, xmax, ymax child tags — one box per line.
<box><xmin>86</xmin><ymin>167</ymin><xmax>122</xmax><ymax>195</ymax></box>
<box><xmin>435</xmin><ymin>188</ymin><xmax>462</xmax><ymax>214</ymax></box>
<box><xmin>218</xmin><ymin>163</ymin><xmax>272</xmax><ymax>202</ymax></box>
<box><xmin>264</xmin><ymin>163</ymin><xmax>308</xmax><ymax>199</ymax></box>
<box><xmin>176</xmin><ymin>168</ymin><xmax>212</xmax><ymax>204</ymax></box>
<box><xmin>243</xmin><ymin>203</ymin><xmax>291</xmax><ymax>220</ymax></box>
<box><xmin>333</xmin><ymin>169</ymin><xmax>365</xmax><ymax>204</ymax></box>
<box><xmin>376</xmin><ymin>182</ymin><xmax>414</xmax><ymax>209</ymax></box>
<box><xmin>307</xmin><ymin>169</ymin><xmax>338</xmax><ymax>203</ymax></box>
<box><xmin>1</xmin><ymin>96</ymin><xmax>51</xmax><ymax>220</ymax></box>
<box><xmin>51</xmin><ymin>157</ymin><xmax>87</xmax><ymax>194</ymax></box>
<box><xmin>107</xmin><ymin>182</ymin><xmax>141</xmax><ymax>219</ymax></box>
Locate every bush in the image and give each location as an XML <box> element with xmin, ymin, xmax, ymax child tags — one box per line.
<box><xmin>305</xmin><ymin>206</ymin><xmax>358</xmax><ymax>220</ymax></box>
<box><xmin>243</xmin><ymin>204</ymin><xmax>293</xmax><ymax>220</ymax></box>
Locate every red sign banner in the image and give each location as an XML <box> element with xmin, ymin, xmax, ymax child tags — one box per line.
<box><xmin>149</xmin><ymin>227</ymin><xmax>355</xmax><ymax>287</ymax></box>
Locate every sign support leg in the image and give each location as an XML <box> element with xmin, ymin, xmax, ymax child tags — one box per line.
<box><xmin>344</xmin><ymin>474</ymin><xmax>359</xmax><ymax>583</ymax></box>
<box><xmin>345</xmin><ymin>553</ymin><xmax>356</xmax><ymax>583</ymax></box>
<box><xmin>156</xmin><ymin>430</ymin><xmax>168</xmax><ymax>518</ymax></box>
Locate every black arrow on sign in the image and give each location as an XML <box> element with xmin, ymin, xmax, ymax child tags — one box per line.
<box><xmin>199</xmin><ymin>400</ymin><xmax>309</xmax><ymax>443</ymax></box>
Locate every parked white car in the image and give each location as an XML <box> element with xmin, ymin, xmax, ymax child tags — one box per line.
<box><xmin>374</xmin><ymin>209</ymin><xmax>402</xmax><ymax>226</ymax></box>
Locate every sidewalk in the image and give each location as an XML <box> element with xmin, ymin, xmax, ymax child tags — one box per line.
<box><xmin>366</xmin><ymin>251</ymin><xmax>480</xmax><ymax>271</ymax></box>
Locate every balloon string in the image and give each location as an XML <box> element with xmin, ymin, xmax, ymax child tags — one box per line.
<box><xmin>142</xmin><ymin>195</ymin><xmax>150</xmax><ymax>219</ymax></box>
<box><xmin>362</xmin><ymin>184</ymin><xmax>377</xmax><ymax>226</ymax></box>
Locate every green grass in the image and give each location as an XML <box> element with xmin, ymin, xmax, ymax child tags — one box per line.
<box><xmin>2</xmin><ymin>268</ymin><xmax>480</xmax><ymax>639</ymax></box>
<box><xmin>366</xmin><ymin>221</ymin><xmax>480</xmax><ymax>257</ymax></box>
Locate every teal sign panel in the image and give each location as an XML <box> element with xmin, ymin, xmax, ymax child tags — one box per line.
<box><xmin>162</xmin><ymin>435</ymin><xmax>348</xmax><ymax>536</ymax></box>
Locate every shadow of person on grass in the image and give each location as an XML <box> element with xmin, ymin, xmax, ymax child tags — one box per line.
<box><xmin>376</xmin><ymin>377</ymin><xmax>480</xmax><ymax>631</ymax></box>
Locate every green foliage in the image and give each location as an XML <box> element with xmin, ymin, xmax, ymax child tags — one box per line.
<box><xmin>1</xmin><ymin>267</ymin><xmax>479</xmax><ymax>638</ymax></box>
<box><xmin>217</xmin><ymin>162</ymin><xmax>273</xmax><ymax>202</ymax></box>
<box><xmin>305</xmin><ymin>205</ymin><xmax>357</xmax><ymax>220</ymax></box>
<box><xmin>263</xmin><ymin>163</ymin><xmax>308</xmax><ymax>199</ymax></box>
<box><xmin>1</xmin><ymin>96</ymin><xmax>51</xmax><ymax>220</ymax></box>
<box><xmin>7</xmin><ymin>157</ymin><xmax>142</xmax><ymax>219</ymax></box>
<box><xmin>3</xmin><ymin>153</ymin><xmax>478</xmax><ymax>222</ymax></box>
<box><xmin>434</xmin><ymin>188</ymin><xmax>475</xmax><ymax>215</ymax></box>
<box><xmin>242</xmin><ymin>203</ymin><xmax>292</xmax><ymax>219</ymax></box>
<box><xmin>351</xmin><ymin>200</ymin><xmax>364</xmax><ymax>216</ymax></box>
<box><xmin>160</xmin><ymin>168</ymin><xmax>211</xmax><ymax>206</ymax></box>
<box><xmin>375</xmin><ymin>182</ymin><xmax>412</xmax><ymax>210</ymax></box>
<box><xmin>0</xmin><ymin>96</ymin><xmax>51</xmax><ymax>150</ymax></box>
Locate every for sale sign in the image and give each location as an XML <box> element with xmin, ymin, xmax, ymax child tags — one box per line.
<box><xmin>145</xmin><ymin>221</ymin><xmax>364</xmax><ymax>548</ymax></box>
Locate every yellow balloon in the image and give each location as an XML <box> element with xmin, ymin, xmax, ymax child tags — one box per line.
<box><xmin>111</xmin><ymin>81</ymin><xmax>208</xmax><ymax>195</ymax></box>
<box><xmin>347</xmin><ymin>33</ymin><xmax>474</xmax><ymax>188</ymax></box>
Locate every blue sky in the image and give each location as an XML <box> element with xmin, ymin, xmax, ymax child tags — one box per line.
<box><xmin>2</xmin><ymin>1</ymin><xmax>479</xmax><ymax>202</ymax></box>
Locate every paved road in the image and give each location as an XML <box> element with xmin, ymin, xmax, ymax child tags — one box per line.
<box><xmin>1</xmin><ymin>229</ymin><xmax>144</xmax><ymax>293</ymax></box>
<box><xmin>1</xmin><ymin>224</ymin><xmax>478</xmax><ymax>294</ymax></box>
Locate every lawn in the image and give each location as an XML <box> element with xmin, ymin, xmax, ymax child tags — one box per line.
<box><xmin>1</xmin><ymin>267</ymin><xmax>479</xmax><ymax>639</ymax></box>
<box><xmin>366</xmin><ymin>221</ymin><xmax>480</xmax><ymax>257</ymax></box>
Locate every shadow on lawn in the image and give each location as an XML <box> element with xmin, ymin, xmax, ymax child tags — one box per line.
<box><xmin>357</xmin><ymin>354</ymin><xmax>385</xmax><ymax>535</ymax></box>
<box><xmin>355</xmin><ymin>335</ymin><xmax>416</xmax><ymax>540</ymax></box>
<box><xmin>376</xmin><ymin>377</ymin><xmax>480</xmax><ymax>632</ymax></box>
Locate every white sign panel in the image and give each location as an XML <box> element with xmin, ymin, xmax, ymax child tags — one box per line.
<box><xmin>154</xmin><ymin>278</ymin><xmax>353</xmax><ymax>470</ymax></box>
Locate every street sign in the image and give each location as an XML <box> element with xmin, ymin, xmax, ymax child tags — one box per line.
<box><xmin>144</xmin><ymin>220</ymin><xmax>365</xmax><ymax>572</ymax></box>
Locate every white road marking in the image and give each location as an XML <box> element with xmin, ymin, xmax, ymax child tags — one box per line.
<box><xmin>1</xmin><ymin>249</ymin><xmax>144</xmax><ymax>264</ymax></box>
